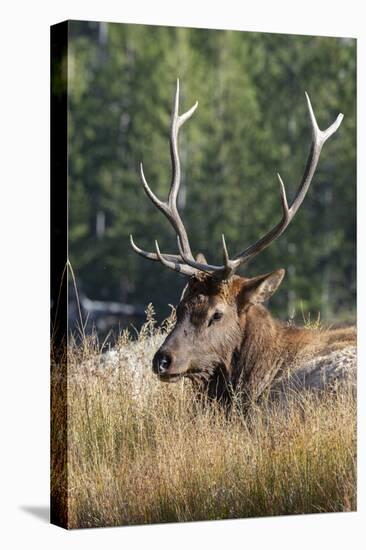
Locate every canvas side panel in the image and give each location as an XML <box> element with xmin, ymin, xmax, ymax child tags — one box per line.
<box><xmin>50</xmin><ymin>20</ymin><xmax>69</xmax><ymax>530</ymax></box>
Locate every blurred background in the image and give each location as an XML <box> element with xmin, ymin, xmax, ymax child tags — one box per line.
<box><xmin>64</xmin><ymin>20</ymin><xmax>356</xmax><ymax>337</ymax></box>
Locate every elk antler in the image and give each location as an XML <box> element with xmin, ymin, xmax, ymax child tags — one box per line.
<box><xmin>130</xmin><ymin>79</ymin><xmax>199</xmax><ymax>276</ymax></box>
<box><xmin>226</xmin><ymin>93</ymin><xmax>344</xmax><ymax>271</ymax></box>
<box><xmin>130</xmin><ymin>82</ymin><xmax>343</xmax><ymax>279</ymax></box>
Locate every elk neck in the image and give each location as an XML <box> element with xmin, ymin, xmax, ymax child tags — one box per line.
<box><xmin>207</xmin><ymin>304</ymin><xmax>317</xmax><ymax>403</ymax></box>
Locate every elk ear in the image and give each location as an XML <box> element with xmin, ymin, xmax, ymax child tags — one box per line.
<box><xmin>195</xmin><ymin>252</ymin><xmax>207</xmax><ymax>263</ymax></box>
<box><xmin>239</xmin><ymin>269</ymin><xmax>285</xmax><ymax>307</ymax></box>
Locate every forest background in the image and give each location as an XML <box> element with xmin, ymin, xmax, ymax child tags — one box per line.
<box><xmin>62</xmin><ymin>21</ymin><xmax>356</xmax><ymax>331</ymax></box>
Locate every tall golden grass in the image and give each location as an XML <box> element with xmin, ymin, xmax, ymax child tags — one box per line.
<box><xmin>51</xmin><ymin>306</ymin><xmax>356</xmax><ymax>529</ymax></box>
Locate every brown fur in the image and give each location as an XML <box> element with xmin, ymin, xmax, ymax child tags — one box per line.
<box><xmin>152</xmin><ymin>272</ymin><xmax>356</xmax><ymax>406</ymax></box>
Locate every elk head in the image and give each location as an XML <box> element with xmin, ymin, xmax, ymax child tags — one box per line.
<box><xmin>130</xmin><ymin>80</ymin><xmax>343</xmax><ymax>385</ymax></box>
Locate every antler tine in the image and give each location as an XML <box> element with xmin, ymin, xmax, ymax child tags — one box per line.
<box><xmin>222</xmin><ymin>234</ymin><xmax>230</xmax><ymax>266</ymax></box>
<box><xmin>229</xmin><ymin>93</ymin><xmax>343</xmax><ymax>268</ymax></box>
<box><xmin>221</xmin><ymin>234</ymin><xmax>239</xmax><ymax>279</ymax></box>
<box><xmin>176</xmin><ymin>234</ymin><xmax>240</xmax><ymax>280</ymax></box>
<box><xmin>129</xmin><ymin>235</ymin><xmax>182</xmax><ymax>263</ymax></box>
<box><xmin>174</xmin><ymin>79</ymin><xmax>199</xmax><ymax>131</ymax></box>
<box><xmin>154</xmin><ymin>240</ymin><xmax>197</xmax><ymax>276</ymax></box>
<box><xmin>276</xmin><ymin>173</ymin><xmax>290</xmax><ymax>221</ymax></box>
<box><xmin>139</xmin><ymin>163</ymin><xmax>166</xmax><ymax>212</ymax></box>
<box><xmin>177</xmin><ymin>237</ymin><xmax>220</xmax><ymax>274</ymax></box>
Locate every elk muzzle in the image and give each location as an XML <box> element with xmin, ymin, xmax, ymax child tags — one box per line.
<box><xmin>152</xmin><ymin>345</ymin><xmax>188</xmax><ymax>382</ymax></box>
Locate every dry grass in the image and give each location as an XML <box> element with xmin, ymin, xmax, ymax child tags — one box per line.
<box><xmin>51</xmin><ymin>306</ymin><xmax>356</xmax><ymax>529</ymax></box>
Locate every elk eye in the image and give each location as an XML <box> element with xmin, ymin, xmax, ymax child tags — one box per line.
<box><xmin>209</xmin><ymin>311</ymin><xmax>223</xmax><ymax>326</ymax></box>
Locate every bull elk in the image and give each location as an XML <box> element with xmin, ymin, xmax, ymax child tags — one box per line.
<box><xmin>130</xmin><ymin>80</ymin><xmax>356</xmax><ymax>406</ymax></box>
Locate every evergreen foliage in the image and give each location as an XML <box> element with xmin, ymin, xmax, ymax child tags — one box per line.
<box><xmin>67</xmin><ymin>21</ymin><xmax>356</xmax><ymax>324</ymax></box>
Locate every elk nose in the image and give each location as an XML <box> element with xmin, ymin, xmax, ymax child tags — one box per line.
<box><xmin>154</xmin><ymin>351</ymin><xmax>172</xmax><ymax>375</ymax></box>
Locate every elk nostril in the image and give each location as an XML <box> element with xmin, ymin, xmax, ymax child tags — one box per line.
<box><xmin>157</xmin><ymin>352</ymin><xmax>171</xmax><ymax>374</ymax></box>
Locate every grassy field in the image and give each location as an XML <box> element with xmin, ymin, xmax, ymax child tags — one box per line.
<box><xmin>51</xmin><ymin>306</ymin><xmax>356</xmax><ymax>529</ymax></box>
